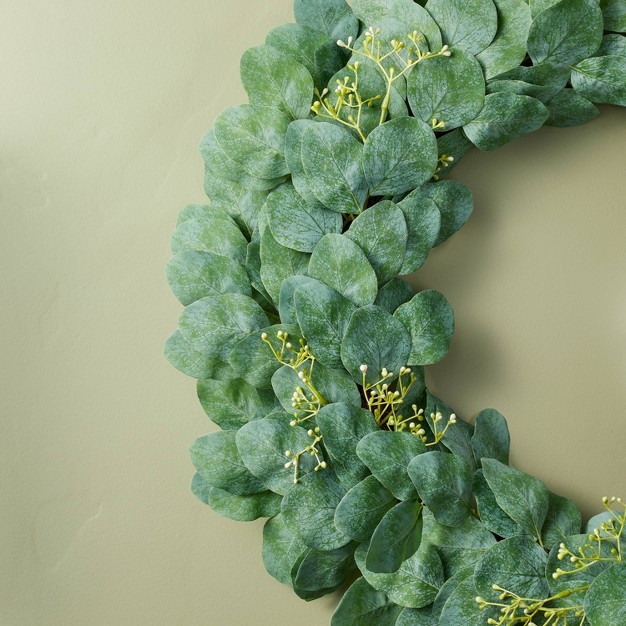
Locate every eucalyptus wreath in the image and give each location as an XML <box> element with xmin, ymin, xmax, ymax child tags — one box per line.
<box><xmin>165</xmin><ymin>0</ymin><xmax>626</xmax><ymax>623</ymax></box>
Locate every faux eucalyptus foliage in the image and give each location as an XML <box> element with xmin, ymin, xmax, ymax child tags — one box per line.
<box><xmin>166</xmin><ymin>0</ymin><xmax>626</xmax><ymax>623</ymax></box>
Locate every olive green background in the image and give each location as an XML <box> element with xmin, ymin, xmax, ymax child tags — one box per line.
<box><xmin>1</xmin><ymin>1</ymin><xmax>625</xmax><ymax>624</ymax></box>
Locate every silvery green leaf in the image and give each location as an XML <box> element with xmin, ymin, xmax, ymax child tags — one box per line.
<box><xmin>204</xmin><ymin>484</ymin><xmax>282</xmax><ymax>522</ymax></box>
<box><xmin>482</xmin><ymin>458</ymin><xmax>550</xmax><ymax>540</ymax></box>
<box><xmin>214</xmin><ymin>104</ymin><xmax>291</xmax><ymax>180</ymax></box>
<box><xmin>236</xmin><ymin>416</ymin><xmax>317</xmax><ymax>495</ymax></box>
<box><xmin>262</xmin><ymin>513</ymin><xmax>309</xmax><ymax>585</ymax></box>
<box><xmin>345</xmin><ymin>201</ymin><xmax>408</xmax><ymax>285</ymax></box>
<box><xmin>294</xmin><ymin>0</ymin><xmax>359</xmax><ymax>42</ymax></box>
<box><xmin>278</xmin><ymin>275</ymin><xmax>322</xmax><ymax>325</ymax></box>
<box><xmin>260</xmin><ymin>228</ymin><xmax>310</xmax><ymax>304</ymax></box>
<box><xmin>471</xmin><ymin>408</ymin><xmax>510</xmax><ymax>466</ymax></box>
<box><xmin>285</xmin><ymin>119</ymin><xmax>316</xmax><ymax>199</ymax></box>
<box><xmin>529</xmin><ymin>0</ymin><xmax>560</xmax><ymax>15</ymax></box>
<box><xmin>356</xmin><ymin>431</ymin><xmax>427</xmax><ymax>501</ymax></box>
<box><xmin>294</xmin><ymin>282</ymin><xmax>357</xmax><ymax>367</ymax></box>
<box><xmin>430</xmin><ymin>568</ymin><xmax>474</xmax><ymax>619</ymax></box>
<box><xmin>196</xmin><ymin>377</ymin><xmax>277</xmax><ymax>430</ymax></box>
<box><xmin>417</xmin><ymin>179</ymin><xmax>473</xmax><ymax>246</ymax></box>
<box><xmin>293</xmin><ymin>543</ymin><xmax>357</xmax><ymax>599</ymax></box>
<box><xmin>486</xmin><ymin>78</ymin><xmax>556</xmax><ymax>102</ymax></box>
<box><xmin>190</xmin><ymin>431</ymin><xmax>265</xmax><ymax>496</ymax></box>
<box><xmin>463</xmin><ymin>92</ymin><xmax>549</xmax><ymax>151</ymax></box>
<box><xmin>426</xmin><ymin>0</ymin><xmax>498</xmax><ymax>55</ymax></box>
<box><xmin>351</xmin><ymin>0</ymin><xmax>443</xmax><ymax>51</ymax></box>
<box><xmin>476</xmin><ymin>0</ymin><xmax>532</xmax><ymax>79</ymax></box>
<box><xmin>341</xmin><ymin>305</ymin><xmax>412</xmax><ymax>384</ymax></box>
<box><xmin>541</xmin><ymin>492</ymin><xmax>582</xmax><ymax>547</ymax></box>
<box><xmin>317</xmin><ymin>403</ymin><xmax>379</xmax><ymax>489</ymax></box>
<box><xmin>190</xmin><ymin>472</ymin><xmax>212</xmax><ymax>504</ymax></box>
<box><xmin>527</xmin><ymin>0</ymin><xmax>603</xmax><ymax>67</ymax></box>
<box><xmin>374</xmin><ymin>278</ymin><xmax>415</xmax><ymax>314</ymax></box>
<box><xmin>281</xmin><ymin>470</ymin><xmax>351</xmax><ymax>551</ymax></box>
<box><xmin>355</xmin><ymin>542</ymin><xmax>444</xmax><ymax>608</ymax></box>
<box><xmin>435</xmin><ymin>128</ymin><xmax>473</xmax><ymax>175</ymax></box>
<box><xmin>229</xmin><ymin>324</ymin><xmax>301</xmax><ymax>389</ymax></box>
<box><xmin>571</xmin><ymin>55</ymin><xmax>626</xmax><ymax>106</ymax></box>
<box><xmin>407</xmin><ymin>49</ymin><xmax>485</xmax><ymax>130</ymax></box>
<box><xmin>266</xmin><ymin>183</ymin><xmax>343</xmax><ymax>253</ymax></box>
<box><xmin>366</xmin><ymin>500</ymin><xmax>423</xmax><ymax>573</ymax></box>
<box><xmin>178</xmin><ymin>294</ymin><xmax>269</xmax><ymax>361</ymax></box>
<box><xmin>396</xmin><ymin>606</ymin><xmax>437</xmax><ymax>626</ymax></box>
<box><xmin>363</xmin><ymin>117</ymin><xmax>438</xmax><ymax>196</ymax></box>
<box><xmin>331</xmin><ymin>577</ymin><xmax>403</xmax><ymax>626</ymax></box>
<box><xmin>301</xmin><ymin>122</ymin><xmax>367</xmax><ymax>214</ymax></box>
<box><xmin>408</xmin><ymin>452</ymin><xmax>473</xmax><ymax>527</ymax></box>
<box><xmin>170</xmin><ymin>215</ymin><xmax>248</xmax><ymax>265</ymax></box>
<box><xmin>596</xmin><ymin>34</ymin><xmax>626</xmax><ymax>57</ymax></box>
<box><xmin>165</xmin><ymin>330</ymin><xmax>223</xmax><ymax>379</ymax></box>
<box><xmin>308</xmin><ymin>234</ymin><xmax>378</xmax><ymax>307</ymax></box>
<box><xmin>474</xmin><ymin>535</ymin><xmax>549</xmax><ymax>601</ymax></box>
<box><xmin>166</xmin><ymin>251</ymin><xmax>251</xmax><ymax>306</ymax></box>
<box><xmin>600</xmin><ymin>0</ymin><xmax>626</xmax><ymax>32</ymax></box>
<box><xmin>241</xmin><ymin>45</ymin><xmax>314</xmax><ymax>120</ymax></box>
<box><xmin>439</xmin><ymin>576</ymin><xmax>499</xmax><ymax>624</ymax></box>
<box><xmin>334</xmin><ymin>476</ymin><xmax>397</xmax><ymax>542</ymax></box>
<box><xmin>494</xmin><ymin>62</ymin><xmax>571</xmax><ymax>96</ymax></box>
<box><xmin>394</xmin><ymin>290</ymin><xmax>455</xmax><ymax>366</ymax></box>
<box><xmin>473</xmin><ymin>469</ymin><xmax>527</xmax><ymax>538</ymax></box>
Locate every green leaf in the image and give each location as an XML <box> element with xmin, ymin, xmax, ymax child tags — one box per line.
<box><xmin>308</xmin><ymin>234</ymin><xmax>379</xmax><ymax>307</ymax></box>
<box><xmin>262</xmin><ymin>513</ymin><xmax>309</xmax><ymax>585</ymax></box>
<box><xmin>486</xmin><ymin>77</ymin><xmax>556</xmax><ymax>102</ymax></box>
<box><xmin>426</xmin><ymin>0</ymin><xmax>498</xmax><ymax>55</ymax></box>
<box><xmin>278</xmin><ymin>275</ymin><xmax>321</xmax><ymax>325</ymax></box>
<box><xmin>355</xmin><ymin>542</ymin><xmax>444</xmax><ymax>608</ymax></box>
<box><xmin>317</xmin><ymin>403</ymin><xmax>379</xmax><ymax>489</ymax></box>
<box><xmin>165</xmin><ymin>330</ymin><xmax>223</xmax><ymax>379</ymax></box>
<box><xmin>545</xmin><ymin>88</ymin><xmax>600</xmax><ymax>127</ymax></box>
<box><xmin>335</xmin><ymin>476</ymin><xmax>397</xmax><ymax>542</ymax></box>
<box><xmin>463</xmin><ymin>92</ymin><xmax>549</xmax><ymax>151</ymax></box>
<box><xmin>205</xmin><ymin>484</ymin><xmax>282</xmax><ymax>521</ymax></box>
<box><xmin>341</xmin><ymin>305</ymin><xmax>412</xmax><ymax>385</ymax></box>
<box><xmin>331</xmin><ymin>577</ymin><xmax>403</xmax><ymax>626</ymax></box>
<box><xmin>601</xmin><ymin>0</ymin><xmax>626</xmax><ymax>32</ymax></box>
<box><xmin>481</xmin><ymin>458</ymin><xmax>550</xmax><ymax>541</ymax></box>
<box><xmin>394</xmin><ymin>290</ymin><xmax>455</xmax><ymax>366</ymax></box>
<box><xmin>260</xmin><ymin>228</ymin><xmax>310</xmax><ymax>304</ymax></box>
<box><xmin>529</xmin><ymin>0</ymin><xmax>561</xmax><ymax>15</ymax></box>
<box><xmin>571</xmin><ymin>55</ymin><xmax>626</xmax><ymax>106</ymax></box>
<box><xmin>407</xmin><ymin>50</ymin><xmax>485</xmax><ymax>130</ymax></box>
<box><xmin>396</xmin><ymin>195</ymin><xmax>440</xmax><ymax>273</ymax></box>
<box><xmin>430</xmin><ymin>568</ymin><xmax>474</xmax><ymax>619</ymax></box>
<box><xmin>241</xmin><ymin>45</ymin><xmax>314</xmax><ymax>120</ymax></box>
<box><xmin>190</xmin><ymin>471</ymin><xmax>212</xmax><ymax>504</ymax></box>
<box><xmin>476</xmin><ymin>0</ymin><xmax>532</xmax><ymax>80</ymax></box>
<box><xmin>408</xmin><ymin>452</ymin><xmax>473</xmax><ymax>527</ymax></box>
<box><xmin>541</xmin><ymin>492</ymin><xmax>582</xmax><ymax>547</ymax></box>
<box><xmin>190</xmin><ymin>431</ymin><xmax>265</xmax><ymax>496</ymax></box>
<box><xmin>471</xmin><ymin>408</ymin><xmax>510</xmax><ymax>466</ymax></box>
<box><xmin>474</xmin><ymin>535</ymin><xmax>549</xmax><ymax>601</ymax></box>
<box><xmin>396</xmin><ymin>606</ymin><xmax>437</xmax><ymax>626</ymax></box>
<box><xmin>214</xmin><ymin>104</ymin><xmax>291</xmax><ymax>180</ymax></box>
<box><xmin>196</xmin><ymin>377</ymin><xmax>277</xmax><ymax>430</ymax></box>
<box><xmin>363</xmin><ymin>118</ymin><xmax>438</xmax><ymax>196</ymax></box>
<box><xmin>178</xmin><ymin>294</ymin><xmax>269</xmax><ymax>361</ymax></box>
<box><xmin>596</xmin><ymin>34</ymin><xmax>626</xmax><ymax>57</ymax></box>
<box><xmin>356</xmin><ymin>431</ymin><xmax>427</xmax><ymax>501</ymax></box>
<box><xmin>374</xmin><ymin>278</ymin><xmax>415</xmax><ymax>314</ymax></box>
<box><xmin>294</xmin><ymin>0</ymin><xmax>359</xmax><ymax>41</ymax></box>
<box><xmin>266</xmin><ymin>183</ymin><xmax>343</xmax><ymax>253</ymax></box>
<box><xmin>418</xmin><ymin>179</ymin><xmax>473</xmax><ymax>246</ymax></box>
<box><xmin>351</xmin><ymin>0</ymin><xmax>443</xmax><ymax>51</ymax></box>
<box><xmin>170</xmin><ymin>214</ymin><xmax>248</xmax><ymax>265</ymax></box>
<box><xmin>436</xmin><ymin>128</ymin><xmax>473</xmax><ymax>175</ymax></box>
<box><xmin>293</xmin><ymin>543</ymin><xmax>357</xmax><ymax>599</ymax></box>
<box><xmin>527</xmin><ymin>0</ymin><xmax>603</xmax><ymax>67</ymax></box>
<box><xmin>166</xmin><ymin>251</ymin><xmax>251</xmax><ymax>306</ymax></box>
<box><xmin>294</xmin><ymin>281</ymin><xmax>357</xmax><ymax>367</ymax></box>
<box><xmin>229</xmin><ymin>324</ymin><xmax>301</xmax><ymax>389</ymax></box>
<box><xmin>281</xmin><ymin>470</ymin><xmax>351</xmax><ymax>550</ymax></box>
<box><xmin>285</xmin><ymin>119</ymin><xmax>316</xmax><ymax>199</ymax></box>
<box><xmin>495</xmin><ymin>62</ymin><xmax>570</xmax><ymax>98</ymax></box>
<box><xmin>301</xmin><ymin>122</ymin><xmax>367</xmax><ymax>214</ymax></box>
<box><xmin>345</xmin><ymin>201</ymin><xmax>408</xmax><ymax>285</ymax></box>
<box><xmin>366</xmin><ymin>500</ymin><xmax>423</xmax><ymax>573</ymax></box>
<box><xmin>439</xmin><ymin>576</ymin><xmax>500</xmax><ymax>624</ymax></box>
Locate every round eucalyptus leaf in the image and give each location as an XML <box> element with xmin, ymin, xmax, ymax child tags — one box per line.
<box><xmin>294</xmin><ymin>0</ymin><xmax>359</xmax><ymax>42</ymax></box>
<box><xmin>345</xmin><ymin>201</ymin><xmax>408</xmax><ymax>285</ymax></box>
<box><xmin>596</xmin><ymin>34</ymin><xmax>626</xmax><ymax>58</ymax></box>
<box><xmin>331</xmin><ymin>577</ymin><xmax>403</xmax><ymax>626</ymax></box>
<box><xmin>374</xmin><ymin>278</ymin><xmax>415</xmax><ymax>314</ymax></box>
<box><xmin>262</xmin><ymin>513</ymin><xmax>309</xmax><ymax>585</ymax></box>
<box><xmin>165</xmin><ymin>330</ymin><xmax>222</xmax><ymax>380</ymax></box>
<box><xmin>205</xmin><ymin>485</ymin><xmax>282</xmax><ymax>522</ymax></box>
<box><xmin>571</xmin><ymin>55</ymin><xmax>626</xmax><ymax>106</ymax></box>
<box><xmin>471</xmin><ymin>408</ymin><xmax>510</xmax><ymax>466</ymax></box>
<box><xmin>394</xmin><ymin>290</ymin><xmax>455</xmax><ymax>366</ymax></box>
<box><xmin>407</xmin><ymin>49</ymin><xmax>485</xmax><ymax>130</ymax></box>
<box><xmin>285</xmin><ymin>119</ymin><xmax>316</xmax><ymax>199</ymax></box>
<box><xmin>541</xmin><ymin>492</ymin><xmax>583</xmax><ymax>547</ymax></box>
<box><xmin>426</xmin><ymin>0</ymin><xmax>498</xmax><ymax>55</ymax></box>
<box><xmin>308</xmin><ymin>234</ymin><xmax>378</xmax><ymax>307</ymax></box>
<box><xmin>601</xmin><ymin>0</ymin><xmax>626</xmax><ymax>32</ymax></box>
<box><xmin>278</xmin><ymin>274</ymin><xmax>323</xmax><ymax>325</ymax></box>
<box><xmin>395</xmin><ymin>195</ymin><xmax>440</xmax><ymax>274</ymax></box>
<box><xmin>363</xmin><ymin>117</ymin><xmax>437</xmax><ymax>196</ymax></box>
<box><xmin>439</xmin><ymin>576</ymin><xmax>499</xmax><ymax>624</ymax></box>
<box><xmin>396</xmin><ymin>606</ymin><xmax>437</xmax><ymax>626</ymax></box>
<box><xmin>545</xmin><ymin>88</ymin><xmax>600</xmax><ymax>127</ymax></box>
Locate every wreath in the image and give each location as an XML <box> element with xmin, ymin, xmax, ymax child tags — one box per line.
<box><xmin>165</xmin><ymin>0</ymin><xmax>626</xmax><ymax>623</ymax></box>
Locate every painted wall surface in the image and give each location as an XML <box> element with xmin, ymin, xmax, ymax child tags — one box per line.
<box><xmin>1</xmin><ymin>1</ymin><xmax>625</xmax><ymax>624</ymax></box>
